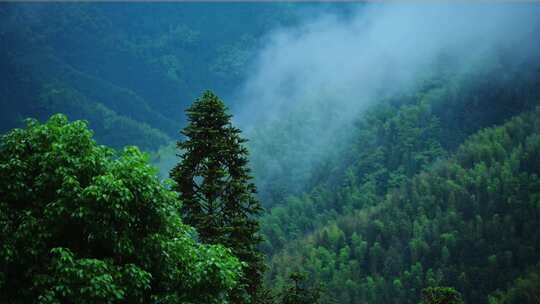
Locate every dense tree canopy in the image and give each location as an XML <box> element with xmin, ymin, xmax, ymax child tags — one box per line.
<box><xmin>278</xmin><ymin>272</ymin><xmax>321</xmax><ymax>304</ymax></box>
<box><xmin>0</xmin><ymin>114</ymin><xmax>242</xmax><ymax>303</ymax></box>
<box><xmin>487</xmin><ymin>264</ymin><xmax>540</xmax><ymax>304</ymax></box>
<box><xmin>250</xmin><ymin>43</ymin><xmax>540</xmax><ymax>303</ymax></box>
<box><xmin>266</xmin><ymin>107</ymin><xmax>540</xmax><ymax>304</ymax></box>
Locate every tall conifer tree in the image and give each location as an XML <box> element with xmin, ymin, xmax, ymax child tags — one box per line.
<box><xmin>170</xmin><ymin>91</ymin><xmax>264</xmax><ymax>303</ymax></box>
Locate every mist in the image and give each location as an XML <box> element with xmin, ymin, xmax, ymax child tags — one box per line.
<box><xmin>231</xmin><ymin>3</ymin><xmax>540</xmax><ymax>204</ymax></box>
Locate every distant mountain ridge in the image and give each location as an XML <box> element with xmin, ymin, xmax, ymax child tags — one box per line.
<box><xmin>0</xmin><ymin>3</ymin><xmax>322</xmax><ymax>150</ymax></box>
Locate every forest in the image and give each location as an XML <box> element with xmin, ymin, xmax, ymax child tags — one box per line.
<box><xmin>1</xmin><ymin>3</ymin><xmax>540</xmax><ymax>304</ymax></box>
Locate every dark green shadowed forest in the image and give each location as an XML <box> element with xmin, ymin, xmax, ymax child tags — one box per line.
<box><xmin>1</xmin><ymin>3</ymin><xmax>540</xmax><ymax>304</ymax></box>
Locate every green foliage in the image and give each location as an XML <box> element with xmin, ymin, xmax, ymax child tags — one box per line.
<box><xmin>266</xmin><ymin>106</ymin><xmax>540</xmax><ymax>304</ymax></box>
<box><xmin>488</xmin><ymin>264</ymin><xmax>540</xmax><ymax>304</ymax></box>
<box><xmin>422</xmin><ymin>287</ymin><xmax>464</xmax><ymax>304</ymax></box>
<box><xmin>0</xmin><ymin>114</ymin><xmax>242</xmax><ymax>303</ymax></box>
<box><xmin>259</xmin><ymin>98</ymin><xmax>446</xmax><ymax>254</ymax></box>
<box><xmin>170</xmin><ymin>91</ymin><xmax>265</xmax><ymax>303</ymax></box>
<box><xmin>279</xmin><ymin>272</ymin><xmax>322</xmax><ymax>304</ymax></box>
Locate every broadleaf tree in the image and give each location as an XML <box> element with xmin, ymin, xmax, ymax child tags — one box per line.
<box><xmin>0</xmin><ymin>114</ymin><xmax>242</xmax><ymax>304</ymax></box>
<box><xmin>170</xmin><ymin>91</ymin><xmax>265</xmax><ymax>304</ymax></box>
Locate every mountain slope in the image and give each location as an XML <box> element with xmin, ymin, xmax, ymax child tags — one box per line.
<box><xmin>267</xmin><ymin>107</ymin><xmax>540</xmax><ymax>304</ymax></box>
<box><xmin>0</xmin><ymin>3</ymin><xmax>321</xmax><ymax>149</ymax></box>
<box><xmin>258</xmin><ymin>52</ymin><xmax>540</xmax><ymax>254</ymax></box>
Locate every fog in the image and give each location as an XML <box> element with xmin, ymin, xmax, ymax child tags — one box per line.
<box><xmin>230</xmin><ymin>3</ymin><xmax>540</xmax><ymax>203</ymax></box>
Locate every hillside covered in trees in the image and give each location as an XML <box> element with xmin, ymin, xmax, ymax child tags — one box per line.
<box><xmin>2</xmin><ymin>2</ymin><xmax>540</xmax><ymax>304</ymax></box>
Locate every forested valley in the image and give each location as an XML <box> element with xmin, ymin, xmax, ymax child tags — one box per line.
<box><xmin>1</xmin><ymin>3</ymin><xmax>540</xmax><ymax>304</ymax></box>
